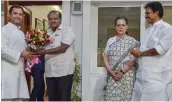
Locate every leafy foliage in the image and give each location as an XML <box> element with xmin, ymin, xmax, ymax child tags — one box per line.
<box><xmin>71</xmin><ymin>54</ymin><xmax>81</xmax><ymax>101</ymax></box>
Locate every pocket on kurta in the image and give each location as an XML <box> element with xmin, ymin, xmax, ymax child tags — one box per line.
<box><xmin>146</xmin><ymin>36</ymin><xmax>159</xmax><ymax>49</ymax></box>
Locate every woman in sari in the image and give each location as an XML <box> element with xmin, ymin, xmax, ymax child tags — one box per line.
<box><xmin>103</xmin><ymin>16</ymin><xmax>139</xmax><ymax>101</ymax></box>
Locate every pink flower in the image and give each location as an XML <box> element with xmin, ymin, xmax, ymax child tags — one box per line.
<box><xmin>32</xmin><ymin>57</ymin><xmax>39</xmax><ymax>64</ymax></box>
<box><xmin>25</xmin><ymin>57</ymin><xmax>39</xmax><ymax>72</ymax></box>
<box><xmin>31</xmin><ymin>44</ymin><xmax>36</xmax><ymax>50</ymax></box>
<box><xmin>28</xmin><ymin>43</ymin><xmax>36</xmax><ymax>50</ymax></box>
<box><xmin>25</xmin><ymin>32</ymin><xmax>31</xmax><ymax>41</ymax></box>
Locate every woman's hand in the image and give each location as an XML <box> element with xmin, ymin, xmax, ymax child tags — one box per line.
<box><xmin>113</xmin><ymin>70</ymin><xmax>124</xmax><ymax>81</ymax></box>
<box><xmin>108</xmin><ymin>70</ymin><xmax>124</xmax><ymax>81</ymax></box>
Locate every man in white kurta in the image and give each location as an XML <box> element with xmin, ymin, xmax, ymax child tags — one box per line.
<box><xmin>1</xmin><ymin>5</ymin><xmax>33</xmax><ymax>100</ymax></box>
<box><xmin>131</xmin><ymin>1</ymin><xmax>172</xmax><ymax>101</ymax></box>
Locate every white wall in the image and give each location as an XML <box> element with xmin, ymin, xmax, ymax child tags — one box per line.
<box><xmin>1</xmin><ymin>13</ymin><xmax>4</xmax><ymax>27</ymax></box>
<box><xmin>71</xmin><ymin>10</ymin><xmax>83</xmax><ymax>99</ymax></box>
<box><xmin>62</xmin><ymin>1</ymin><xmax>83</xmax><ymax>98</ymax></box>
<box><xmin>81</xmin><ymin>1</ymin><xmax>92</xmax><ymax>100</ymax></box>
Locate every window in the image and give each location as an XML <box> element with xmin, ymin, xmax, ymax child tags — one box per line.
<box><xmin>163</xmin><ymin>6</ymin><xmax>172</xmax><ymax>25</ymax></box>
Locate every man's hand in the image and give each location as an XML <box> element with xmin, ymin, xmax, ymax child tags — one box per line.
<box><xmin>21</xmin><ymin>50</ymin><xmax>32</xmax><ymax>59</ymax></box>
<box><xmin>21</xmin><ymin>50</ymin><xmax>39</xmax><ymax>60</ymax></box>
<box><xmin>130</xmin><ymin>48</ymin><xmax>143</xmax><ymax>57</ymax></box>
<box><xmin>34</xmin><ymin>50</ymin><xmax>45</xmax><ymax>55</ymax></box>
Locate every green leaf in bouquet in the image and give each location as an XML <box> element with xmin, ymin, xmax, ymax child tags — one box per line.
<box><xmin>39</xmin><ymin>37</ymin><xmax>44</xmax><ymax>40</ymax></box>
<box><xmin>32</xmin><ymin>37</ymin><xmax>38</xmax><ymax>41</ymax></box>
<box><xmin>32</xmin><ymin>41</ymin><xmax>35</xmax><ymax>44</ymax></box>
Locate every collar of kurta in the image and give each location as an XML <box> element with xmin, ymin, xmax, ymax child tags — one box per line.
<box><xmin>58</xmin><ymin>24</ymin><xmax>63</xmax><ymax>30</ymax></box>
<box><xmin>8</xmin><ymin>22</ymin><xmax>20</xmax><ymax>30</ymax></box>
<box><xmin>152</xmin><ymin>19</ymin><xmax>163</xmax><ymax>27</ymax></box>
<box><xmin>48</xmin><ymin>24</ymin><xmax>63</xmax><ymax>36</ymax></box>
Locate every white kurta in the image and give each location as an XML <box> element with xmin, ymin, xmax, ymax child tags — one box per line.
<box><xmin>132</xmin><ymin>20</ymin><xmax>172</xmax><ymax>101</ymax></box>
<box><xmin>45</xmin><ymin>25</ymin><xmax>75</xmax><ymax>78</ymax></box>
<box><xmin>1</xmin><ymin>22</ymin><xmax>29</xmax><ymax>99</ymax></box>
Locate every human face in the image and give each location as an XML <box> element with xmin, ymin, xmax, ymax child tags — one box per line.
<box><xmin>145</xmin><ymin>7</ymin><xmax>159</xmax><ymax>24</ymax></box>
<box><xmin>48</xmin><ymin>13</ymin><xmax>61</xmax><ymax>29</ymax></box>
<box><xmin>115</xmin><ymin>19</ymin><xmax>128</xmax><ymax>35</ymax></box>
<box><xmin>9</xmin><ymin>8</ymin><xmax>23</xmax><ymax>25</ymax></box>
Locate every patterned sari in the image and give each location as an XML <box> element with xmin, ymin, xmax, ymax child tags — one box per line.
<box><xmin>104</xmin><ymin>35</ymin><xmax>139</xmax><ymax>101</ymax></box>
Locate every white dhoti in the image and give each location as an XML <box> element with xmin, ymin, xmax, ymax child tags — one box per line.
<box><xmin>132</xmin><ymin>68</ymin><xmax>172</xmax><ymax>101</ymax></box>
<box><xmin>132</xmin><ymin>20</ymin><xmax>172</xmax><ymax>101</ymax></box>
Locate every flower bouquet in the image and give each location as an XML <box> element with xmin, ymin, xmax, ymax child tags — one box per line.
<box><xmin>25</xmin><ymin>27</ymin><xmax>53</xmax><ymax>72</ymax></box>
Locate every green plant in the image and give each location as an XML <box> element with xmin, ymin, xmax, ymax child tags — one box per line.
<box><xmin>71</xmin><ymin>54</ymin><xmax>81</xmax><ymax>101</ymax></box>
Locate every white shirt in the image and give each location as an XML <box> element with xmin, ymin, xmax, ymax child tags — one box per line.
<box><xmin>45</xmin><ymin>25</ymin><xmax>75</xmax><ymax>77</ymax></box>
<box><xmin>139</xmin><ymin>20</ymin><xmax>172</xmax><ymax>72</ymax></box>
<box><xmin>1</xmin><ymin>22</ymin><xmax>29</xmax><ymax>99</ymax></box>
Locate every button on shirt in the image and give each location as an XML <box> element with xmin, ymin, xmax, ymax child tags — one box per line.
<box><xmin>45</xmin><ymin>25</ymin><xmax>75</xmax><ymax>77</ymax></box>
